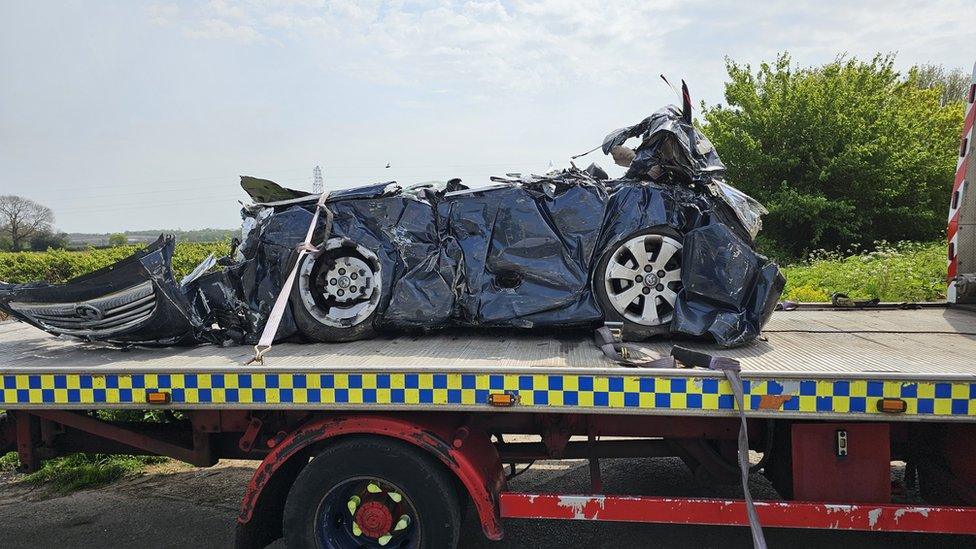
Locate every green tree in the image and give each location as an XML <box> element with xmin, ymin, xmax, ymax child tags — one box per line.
<box><xmin>911</xmin><ymin>64</ymin><xmax>971</xmax><ymax>106</ymax></box>
<box><xmin>0</xmin><ymin>195</ymin><xmax>54</xmax><ymax>251</ymax></box>
<box><xmin>29</xmin><ymin>230</ymin><xmax>69</xmax><ymax>251</ymax></box>
<box><xmin>108</xmin><ymin>233</ymin><xmax>128</xmax><ymax>247</ymax></box>
<box><xmin>702</xmin><ymin>53</ymin><xmax>963</xmax><ymax>259</ymax></box>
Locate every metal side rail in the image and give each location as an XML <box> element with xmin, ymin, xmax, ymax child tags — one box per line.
<box><xmin>498</xmin><ymin>493</ymin><xmax>976</xmax><ymax>535</ymax></box>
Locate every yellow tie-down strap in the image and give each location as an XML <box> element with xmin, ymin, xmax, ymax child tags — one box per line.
<box><xmin>1</xmin><ymin>372</ymin><xmax>974</xmax><ymax>418</ymax></box>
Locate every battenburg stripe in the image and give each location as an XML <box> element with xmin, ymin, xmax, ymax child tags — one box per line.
<box><xmin>1</xmin><ymin>372</ymin><xmax>974</xmax><ymax>419</ymax></box>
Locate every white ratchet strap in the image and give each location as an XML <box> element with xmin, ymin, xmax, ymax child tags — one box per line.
<box><xmin>593</xmin><ymin>326</ymin><xmax>676</xmax><ymax>368</ymax></box>
<box><xmin>709</xmin><ymin>355</ymin><xmax>767</xmax><ymax>549</ymax></box>
<box><xmin>245</xmin><ymin>192</ymin><xmax>332</xmax><ymax>365</ymax></box>
<box><xmin>594</xmin><ymin>328</ymin><xmax>767</xmax><ymax>549</ymax></box>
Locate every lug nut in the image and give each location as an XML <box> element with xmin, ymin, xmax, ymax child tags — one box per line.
<box><xmin>658</xmin><ymin>270</ymin><xmax>666</xmax><ymax>277</ymax></box>
<box><xmin>330</xmin><ymin>278</ymin><xmax>337</xmax><ymax>285</ymax></box>
<box><xmin>351</xmin><ymin>273</ymin><xmax>358</xmax><ymax>280</ymax></box>
<box><xmin>338</xmin><ymin>289</ymin><xmax>345</xmax><ymax>296</ymax></box>
<box><xmin>656</xmin><ymin>284</ymin><xmax>664</xmax><ymax>291</ymax></box>
<box><xmin>643</xmin><ymin>265</ymin><xmax>652</xmax><ymax>272</ymax></box>
<box><xmin>339</xmin><ymin>268</ymin><xmax>346</xmax><ymax>275</ymax></box>
<box><xmin>350</xmin><ymin>286</ymin><xmax>357</xmax><ymax>292</ymax></box>
<box><xmin>635</xmin><ymin>275</ymin><xmax>643</xmax><ymax>282</ymax></box>
<box><xmin>642</xmin><ymin>287</ymin><xmax>651</xmax><ymax>295</ymax></box>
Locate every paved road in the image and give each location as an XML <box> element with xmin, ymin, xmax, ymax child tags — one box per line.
<box><xmin>0</xmin><ymin>457</ymin><xmax>970</xmax><ymax>548</ymax></box>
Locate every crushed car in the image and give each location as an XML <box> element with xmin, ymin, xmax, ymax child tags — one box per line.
<box><xmin>0</xmin><ymin>86</ymin><xmax>785</xmax><ymax>348</ymax></box>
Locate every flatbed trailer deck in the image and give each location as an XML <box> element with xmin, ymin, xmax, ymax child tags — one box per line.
<box><xmin>3</xmin><ymin>306</ymin><xmax>976</xmax><ymax>548</ymax></box>
<box><xmin>3</xmin><ymin>307</ymin><xmax>974</xmax><ymax>421</ymax></box>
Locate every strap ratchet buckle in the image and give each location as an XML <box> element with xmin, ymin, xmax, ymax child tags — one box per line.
<box><xmin>245</xmin><ymin>344</ymin><xmax>272</xmax><ymax>366</ymax></box>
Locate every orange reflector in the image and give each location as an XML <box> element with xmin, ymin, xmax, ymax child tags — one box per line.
<box><xmin>487</xmin><ymin>392</ymin><xmax>518</xmax><ymax>407</ymax></box>
<box><xmin>147</xmin><ymin>391</ymin><xmax>171</xmax><ymax>405</ymax></box>
<box><xmin>877</xmin><ymin>398</ymin><xmax>907</xmax><ymax>414</ymax></box>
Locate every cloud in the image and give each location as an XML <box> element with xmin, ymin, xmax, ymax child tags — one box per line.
<box><xmin>163</xmin><ymin>0</ymin><xmax>689</xmax><ymax>93</ymax></box>
<box><xmin>146</xmin><ymin>3</ymin><xmax>180</xmax><ymax>26</ymax></box>
<box><xmin>208</xmin><ymin>0</ymin><xmax>247</xmax><ymax>20</ymax></box>
<box><xmin>184</xmin><ymin>18</ymin><xmax>264</xmax><ymax>43</ymax></box>
<box><xmin>144</xmin><ymin>0</ymin><xmax>976</xmax><ymax>97</ymax></box>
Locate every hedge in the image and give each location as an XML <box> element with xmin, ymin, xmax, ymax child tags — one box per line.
<box><xmin>0</xmin><ymin>242</ymin><xmax>229</xmax><ymax>285</ymax></box>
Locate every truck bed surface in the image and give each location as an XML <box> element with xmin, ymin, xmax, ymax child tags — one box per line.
<box><xmin>2</xmin><ymin>307</ymin><xmax>973</xmax><ymax>378</ymax></box>
<box><xmin>2</xmin><ymin>307</ymin><xmax>974</xmax><ymax>422</ymax></box>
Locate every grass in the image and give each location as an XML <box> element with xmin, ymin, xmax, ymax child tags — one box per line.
<box><xmin>0</xmin><ymin>450</ymin><xmax>20</xmax><ymax>472</ymax></box>
<box><xmin>0</xmin><ymin>411</ymin><xmax>178</xmax><ymax>493</ymax></box>
<box><xmin>781</xmin><ymin>240</ymin><xmax>947</xmax><ymax>302</ymax></box>
<box><xmin>0</xmin><ymin>451</ymin><xmax>168</xmax><ymax>493</ymax></box>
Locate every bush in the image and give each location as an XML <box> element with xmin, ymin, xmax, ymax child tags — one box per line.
<box><xmin>29</xmin><ymin>231</ymin><xmax>69</xmax><ymax>251</ymax></box>
<box><xmin>782</xmin><ymin>241</ymin><xmax>947</xmax><ymax>302</ymax></box>
<box><xmin>0</xmin><ymin>241</ymin><xmax>229</xmax><ymax>284</ymax></box>
<box><xmin>108</xmin><ymin>233</ymin><xmax>128</xmax><ymax>247</ymax></box>
<box><xmin>702</xmin><ymin>53</ymin><xmax>962</xmax><ymax>259</ymax></box>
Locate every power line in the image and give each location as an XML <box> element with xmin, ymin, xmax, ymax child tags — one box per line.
<box><xmin>29</xmin><ymin>183</ymin><xmax>242</xmax><ymax>201</ymax></box>
<box><xmin>55</xmin><ymin>193</ymin><xmax>243</xmax><ymax>214</ymax></box>
<box><xmin>21</xmin><ymin>166</ymin><xmax>545</xmax><ymax>203</ymax></box>
<box><xmin>53</xmin><ymin>172</ymin><xmax>517</xmax><ymax>215</ymax></box>
<box><xmin>16</xmin><ymin>161</ymin><xmax>548</xmax><ymax>195</ymax></box>
<box><xmin>18</xmin><ymin>167</ymin><xmax>311</xmax><ymax>193</ymax></box>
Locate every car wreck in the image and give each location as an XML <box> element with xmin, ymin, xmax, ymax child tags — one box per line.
<box><xmin>0</xmin><ymin>88</ymin><xmax>785</xmax><ymax>349</ymax></box>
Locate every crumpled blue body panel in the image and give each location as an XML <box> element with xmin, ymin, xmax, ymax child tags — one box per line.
<box><xmin>225</xmin><ymin>169</ymin><xmax>782</xmax><ymax>347</ymax></box>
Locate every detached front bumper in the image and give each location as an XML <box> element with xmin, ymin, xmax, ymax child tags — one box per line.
<box><xmin>0</xmin><ymin>235</ymin><xmax>199</xmax><ymax>346</ymax></box>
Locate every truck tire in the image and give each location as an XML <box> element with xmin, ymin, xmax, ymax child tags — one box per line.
<box><xmin>594</xmin><ymin>226</ymin><xmax>684</xmax><ymax>339</ymax></box>
<box><xmin>282</xmin><ymin>436</ymin><xmax>462</xmax><ymax>549</ymax></box>
<box><xmin>289</xmin><ymin>239</ymin><xmax>381</xmax><ymax>343</ymax></box>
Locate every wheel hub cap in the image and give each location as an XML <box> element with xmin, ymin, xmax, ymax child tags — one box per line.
<box><xmin>355</xmin><ymin>501</ymin><xmax>393</xmax><ymax>538</ymax></box>
<box><xmin>334</xmin><ymin>479</ymin><xmax>415</xmax><ymax>547</ymax></box>
<box><xmin>297</xmin><ymin>240</ymin><xmax>383</xmax><ymax>328</ymax></box>
<box><xmin>323</xmin><ymin>257</ymin><xmax>372</xmax><ymax>302</ymax></box>
<box><xmin>603</xmin><ymin>234</ymin><xmax>683</xmax><ymax>327</ymax></box>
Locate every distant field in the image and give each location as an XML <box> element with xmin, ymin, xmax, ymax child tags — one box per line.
<box><xmin>66</xmin><ymin>229</ymin><xmax>237</xmax><ymax>249</ymax></box>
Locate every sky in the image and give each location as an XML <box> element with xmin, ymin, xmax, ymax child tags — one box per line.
<box><xmin>1</xmin><ymin>0</ymin><xmax>974</xmax><ymax>233</ymax></box>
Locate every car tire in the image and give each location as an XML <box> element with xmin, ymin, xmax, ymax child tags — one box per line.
<box><xmin>593</xmin><ymin>226</ymin><xmax>684</xmax><ymax>340</ymax></box>
<box><xmin>283</xmin><ymin>436</ymin><xmax>462</xmax><ymax>549</ymax></box>
<box><xmin>289</xmin><ymin>239</ymin><xmax>381</xmax><ymax>343</ymax></box>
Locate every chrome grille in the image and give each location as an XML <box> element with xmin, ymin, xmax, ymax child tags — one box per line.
<box><xmin>10</xmin><ymin>281</ymin><xmax>156</xmax><ymax>336</ymax></box>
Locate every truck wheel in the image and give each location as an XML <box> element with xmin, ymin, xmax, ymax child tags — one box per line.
<box><xmin>594</xmin><ymin>227</ymin><xmax>683</xmax><ymax>339</ymax></box>
<box><xmin>282</xmin><ymin>437</ymin><xmax>462</xmax><ymax>549</ymax></box>
<box><xmin>290</xmin><ymin>239</ymin><xmax>381</xmax><ymax>342</ymax></box>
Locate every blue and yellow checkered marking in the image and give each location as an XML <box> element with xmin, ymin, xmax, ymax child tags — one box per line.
<box><xmin>1</xmin><ymin>373</ymin><xmax>974</xmax><ymax>417</ymax></box>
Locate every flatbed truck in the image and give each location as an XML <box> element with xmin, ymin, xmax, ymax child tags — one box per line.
<box><xmin>1</xmin><ymin>66</ymin><xmax>975</xmax><ymax>548</ymax></box>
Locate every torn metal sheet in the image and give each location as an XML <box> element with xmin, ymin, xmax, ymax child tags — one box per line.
<box><xmin>0</xmin><ymin>236</ymin><xmax>201</xmax><ymax>345</ymax></box>
<box><xmin>0</xmin><ymin>92</ymin><xmax>784</xmax><ymax>348</ymax></box>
